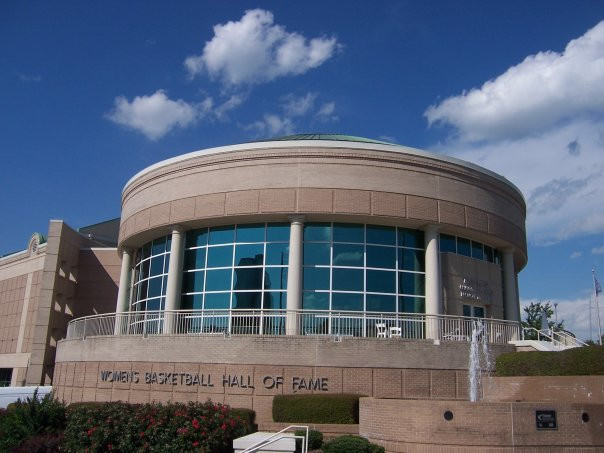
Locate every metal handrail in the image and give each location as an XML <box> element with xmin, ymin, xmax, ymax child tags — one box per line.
<box><xmin>521</xmin><ymin>327</ymin><xmax>584</xmax><ymax>349</ymax></box>
<box><xmin>240</xmin><ymin>425</ymin><xmax>308</xmax><ymax>453</ymax></box>
<box><xmin>65</xmin><ymin>309</ymin><xmax>520</xmax><ymax>344</ymax></box>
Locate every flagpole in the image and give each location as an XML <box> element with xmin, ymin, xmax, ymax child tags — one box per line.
<box><xmin>589</xmin><ymin>296</ymin><xmax>593</xmax><ymax>343</ymax></box>
<box><xmin>593</xmin><ymin>269</ymin><xmax>603</xmax><ymax>346</ymax></box>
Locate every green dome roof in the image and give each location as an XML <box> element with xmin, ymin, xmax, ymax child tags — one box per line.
<box><xmin>256</xmin><ymin>133</ymin><xmax>398</xmax><ymax>146</ymax></box>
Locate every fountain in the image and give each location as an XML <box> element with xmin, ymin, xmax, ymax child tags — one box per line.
<box><xmin>468</xmin><ymin>319</ymin><xmax>492</xmax><ymax>402</ymax></box>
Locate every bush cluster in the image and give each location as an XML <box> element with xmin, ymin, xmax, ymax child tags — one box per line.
<box><xmin>294</xmin><ymin>428</ymin><xmax>323</xmax><ymax>450</ymax></box>
<box><xmin>322</xmin><ymin>435</ymin><xmax>384</xmax><ymax>453</ymax></box>
<box><xmin>496</xmin><ymin>345</ymin><xmax>604</xmax><ymax>376</ymax></box>
<box><xmin>63</xmin><ymin>400</ymin><xmax>252</xmax><ymax>452</ymax></box>
<box><xmin>0</xmin><ymin>389</ymin><xmax>66</xmax><ymax>452</ymax></box>
<box><xmin>273</xmin><ymin>394</ymin><xmax>360</xmax><ymax>424</ymax></box>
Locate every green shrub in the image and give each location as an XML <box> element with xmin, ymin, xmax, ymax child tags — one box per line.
<box><xmin>496</xmin><ymin>345</ymin><xmax>604</xmax><ymax>376</ymax></box>
<box><xmin>0</xmin><ymin>389</ymin><xmax>66</xmax><ymax>452</ymax></box>
<box><xmin>272</xmin><ymin>394</ymin><xmax>360</xmax><ymax>424</ymax></box>
<box><xmin>322</xmin><ymin>435</ymin><xmax>384</xmax><ymax>453</ymax></box>
<box><xmin>230</xmin><ymin>407</ymin><xmax>257</xmax><ymax>432</ymax></box>
<box><xmin>294</xmin><ymin>429</ymin><xmax>323</xmax><ymax>450</ymax></box>
<box><xmin>63</xmin><ymin>400</ymin><xmax>250</xmax><ymax>452</ymax></box>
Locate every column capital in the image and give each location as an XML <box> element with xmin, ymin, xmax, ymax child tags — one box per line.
<box><xmin>118</xmin><ymin>247</ymin><xmax>134</xmax><ymax>259</ymax></box>
<box><xmin>170</xmin><ymin>225</ymin><xmax>186</xmax><ymax>234</ymax></box>
<box><xmin>423</xmin><ymin>224</ymin><xmax>440</xmax><ymax>234</ymax></box>
<box><xmin>288</xmin><ymin>215</ymin><xmax>306</xmax><ymax>224</ymax></box>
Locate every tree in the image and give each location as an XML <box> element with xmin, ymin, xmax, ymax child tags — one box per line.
<box><xmin>521</xmin><ymin>302</ymin><xmax>564</xmax><ymax>340</ymax></box>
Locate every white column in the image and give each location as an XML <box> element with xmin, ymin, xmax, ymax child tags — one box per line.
<box><xmin>114</xmin><ymin>248</ymin><xmax>133</xmax><ymax>335</ymax></box>
<box><xmin>286</xmin><ymin>216</ymin><xmax>304</xmax><ymax>335</ymax></box>
<box><xmin>163</xmin><ymin>228</ymin><xmax>185</xmax><ymax>334</ymax></box>
<box><xmin>502</xmin><ymin>248</ymin><xmax>519</xmax><ymax>322</ymax></box>
<box><xmin>424</xmin><ymin>225</ymin><xmax>442</xmax><ymax>340</ymax></box>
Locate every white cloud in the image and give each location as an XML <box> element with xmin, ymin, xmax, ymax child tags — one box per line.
<box><xmin>592</xmin><ymin>245</ymin><xmax>604</xmax><ymax>255</ymax></box>
<box><xmin>425</xmin><ymin>21</ymin><xmax>604</xmax><ymax>142</ymax></box>
<box><xmin>17</xmin><ymin>72</ymin><xmax>41</xmax><ymax>82</ymax></box>
<box><xmin>185</xmin><ymin>9</ymin><xmax>340</xmax><ymax>85</ymax></box>
<box><xmin>570</xmin><ymin>251</ymin><xmax>582</xmax><ymax>259</ymax></box>
<box><xmin>106</xmin><ymin>90</ymin><xmax>209</xmax><ymax>140</ymax></box>
<box><xmin>245</xmin><ymin>113</ymin><xmax>294</xmax><ymax>137</ymax></box>
<box><xmin>281</xmin><ymin>92</ymin><xmax>317</xmax><ymax>117</ymax></box>
<box><xmin>316</xmin><ymin>102</ymin><xmax>338</xmax><ymax>122</ymax></box>
<box><xmin>214</xmin><ymin>94</ymin><xmax>247</xmax><ymax>120</ymax></box>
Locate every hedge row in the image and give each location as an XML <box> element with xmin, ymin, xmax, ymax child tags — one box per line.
<box><xmin>273</xmin><ymin>394</ymin><xmax>360</xmax><ymax>424</ymax></box>
<box><xmin>496</xmin><ymin>345</ymin><xmax>604</xmax><ymax>376</ymax></box>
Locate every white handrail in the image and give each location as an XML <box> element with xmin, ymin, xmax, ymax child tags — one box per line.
<box><xmin>240</xmin><ymin>425</ymin><xmax>308</xmax><ymax>453</ymax></box>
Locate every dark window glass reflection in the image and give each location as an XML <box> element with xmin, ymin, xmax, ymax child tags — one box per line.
<box><xmin>332</xmin><ymin>268</ymin><xmax>363</xmax><ymax>291</ymax></box>
<box><xmin>439</xmin><ymin>234</ymin><xmax>456</xmax><ymax>253</ymax></box>
<box><xmin>151</xmin><ymin>236</ymin><xmax>166</xmax><ymax>256</ymax></box>
<box><xmin>366</xmin><ymin>245</ymin><xmax>395</xmax><ymax>269</ymax></box>
<box><xmin>366</xmin><ymin>270</ymin><xmax>396</xmax><ymax>293</ymax></box>
<box><xmin>333</xmin><ymin>244</ymin><xmax>364</xmax><ymax>267</ymax></box>
<box><xmin>333</xmin><ymin>223</ymin><xmax>364</xmax><ymax>243</ymax></box>
<box><xmin>150</xmin><ymin>256</ymin><xmax>165</xmax><ymax>276</ymax></box>
<box><xmin>234</xmin><ymin>267</ymin><xmax>263</xmax><ymax>290</ymax></box>
<box><xmin>457</xmin><ymin>238</ymin><xmax>471</xmax><ymax>257</ymax></box>
<box><xmin>400</xmin><ymin>248</ymin><xmax>425</xmax><ymax>272</ymax></box>
<box><xmin>186</xmin><ymin>228</ymin><xmax>208</xmax><ymax>248</ymax></box>
<box><xmin>304</xmin><ymin>223</ymin><xmax>331</xmax><ymax>242</ymax></box>
<box><xmin>471</xmin><ymin>241</ymin><xmax>484</xmax><ymax>260</ymax></box>
<box><xmin>148</xmin><ymin>277</ymin><xmax>162</xmax><ymax>298</ymax></box>
<box><xmin>366</xmin><ymin>294</ymin><xmax>396</xmax><ymax>312</ymax></box>
<box><xmin>208</xmin><ymin>225</ymin><xmax>235</xmax><ymax>245</ymax></box>
<box><xmin>183</xmin><ymin>271</ymin><xmax>204</xmax><ymax>293</ymax></box>
<box><xmin>266</xmin><ymin>223</ymin><xmax>290</xmax><ymax>242</ymax></box>
<box><xmin>366</xmin><ymin>225</ymin><xmax>396</xmax><ymax>245</ymax></box>
<box><xmin>207</xmin><ymin>245</ymin><xmax>233</xmax><ymax>268</ymax></box>
<box><xmin>184</xmin><ymin>248</ymin><xmax>206</xmax><ymax>270</ymax></box>
<box><xmin>266</xmin><ymin>243</ymin><xmax>289</xmax><ymax>265</ymax></box>
<box><xmin>400</xmin><ymin>296</ymin><xmax>425</xmax><ymax>313</ymax></box>
<box><xmin>303</xmin><ymin>291</ymin><xmax>329</xmax><ymax>310</ymax></box>
<box><xmin>181</xmin><ymin>293</ymin><xmax>203</xmax><ymax>310</ymax></box>
<box><xmin>399</xmin><ymin>272</ymin><xmax>425</xmax><ymax>296</ymax></box>
<box><xmin>332</xmin><ymin>292</ymin><xmax>363</xmax><ymax>311</ymax></box>
<box><xmin>236</xmin><ymin>224</ymin><xmax>265</xmax><ymax>243</ymax></box>
<box><xmin>204</xmin><ymin>293</ymin><xmax>230</xmax><ymax>310</ymax></box>
<box><xmin>264</xmin><ymin>291</ymin><xmax>287</xmax><ymax>309</ymax></box>
<box><xmin>233</xmin><ymin>291</ymin><xmax>262</xmax><ymax>309</ymax></box>
<box><xmin>399</xmin><ymin>228</ymin><xmax>424</xmax><ymax>249</ymax></box>
<box><xmin>303</xmin><ymin>267</ymin><xmax>330</xmax><ymax>290</ymax></box>
<box><xmin>235</xmin><ymin>244</ymin><xmax>264</xmax><ymax>266</ymax></box>
<box><xmin>264</xmin><ymin>267</ymin><xmax>288</xmax><ymax>290</ymax></box>
<box><xmin>205</xmin><ymin>269</ymin><xmax>232</xmax><ymax>291</ymax></box>
<box><xmin>304</xmin><ymin>243</ymin><xmax>330</xmax><ymax>265</ymax></box>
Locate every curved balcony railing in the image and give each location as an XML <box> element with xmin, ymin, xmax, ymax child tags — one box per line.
<box><xmin>65</xmin><ymin>309</ymin><xmax>520</xmax><ymax>344</ymax></box>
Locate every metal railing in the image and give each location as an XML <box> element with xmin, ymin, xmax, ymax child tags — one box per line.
<box><xmin>239</xmin><ymin>425</ymin><xmax>308</xmax><ymax>453</ymax></box>
<box><xmin>521</xmin><ymin>327</ymin><xmax>586</xmax><ymax>349</ymax></box>
<box><xmin>66</xmin><ymin>309</ymin><xmax>520</xmax><ymax>344</ymax></box>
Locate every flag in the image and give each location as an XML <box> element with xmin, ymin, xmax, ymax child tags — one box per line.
<box><xmin>596</xmin><ymin>276</ymin><xmax>603</xmax><ymax>296</ymax></box>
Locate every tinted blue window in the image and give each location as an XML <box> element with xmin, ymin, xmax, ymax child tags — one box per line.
<box><xmin>266</xmin><ymin>223</ymin><xmax>290</xmax><ymax>242</ymax></box>
<box><xmin>484</xmin><ymin>245</ymin><xmax>494</xmax><ymax>263</ymax></box>
<box><xmin>366</xmin><ymin>245</ymin><xmax>396</xmax><ymax>269</ymax></box>
<box><xmin>208</xmin><ymin>225</ymin><xmax>235</xmax><ymax>245</ymax></box>
<box><xmin>400</xmin><ymin>296</ymin><xmax>425</xmax><ymax>313</ymax></box>
<box><xmin>304</xmin><ymin>223</ymin><xmax>331</xmax><ymax>242</ymax></box>
<box><xmin>303</xmin><ymin>267</ymin><xmax>330</xmax><ymax>290</ymax></box>
<box><xmin>457</xmin><ymin>238</ymin><xmax>471</xmax><ymax>257</ymax></box>
<box><xmin>399</xmin><ymin>272</ymin><xmax>425</xmax><ymax>296</ymax></box>
<box><xmin>150</xmin><ymin>256</ymin><xmax>165</xmax><ymax>276</ymax></box>
<box><xmin>332</xmin><ymin>268</ymin><xmax>363</xmax><ymax>291</ymax></box>
<box><xmin>366</xmin><ymin>225</ymin><xmax>396</xmax><ymax>245</ymax></box>
<box><xmin>233</xmin><ymin>267</ymin><xmax>263</xmax><ymax>290</ymax></box>
<box><xmin>366</xmin><ymin>270</ymin><xmax>396</xmax><ymax>293</ymax></box>
<box><xmin>399</xmin><ymin>228</ymin><xmax>424</xmax><ymax>249</ymax></box>
<box><xmin>266</xmin><ymin>243</ymin><xmax>289</xmax><ymax>265</ymax></box>
<box><xmin>141</xmin><ymin>260</ymin><xmax>150</xmax><ymax>279</ymax></box>
<box><xmin>439</xmin><ymin>234</ymin><xmax>456</xmax><ymax>253</ymax></box>
<box><xmin>204</xmin><ymin>293</ymin><xmax>230</xmax><ymax>310</ymax></box>
<box><xmin>146</xmin><ymin>297</ymin><xmax>162</xmax><ymax>311</ymax></box>
<box><xmin>184</xmin><ymin>248</ymin><xmax>206</xmax><ymax>270</ymax></box>
<box><xmin>148</xmin><ymin>277</ymin><xmax>163</xmax><ymax>298</ymax></box>
<box><xmin>471</xmin><ymin>241</ymin><xmax>484</xmax><ymax>260</ymax></box>
<box><xmin>303</xmin><ymin>291</ymin><xmax>329</xmax><ymax>310</ymax></box>
<box><xmin>264</xmin><ymin>291</ymin><xmax>287</xmax><ymax>309</ymax></box>
<box><xmin>264</xmin><ymin>267</ymin><xmax>288</xmax><ymax>290</ymax></box>
<box><xmin>332</xmin><ymin>292</ymin><xmax>363</xmax><ymax>311</ymax></box>
<box><xmin>186</xmin><ymin>229</ymin><xmax>208</xmax><ymax>248</ymax></box>
<box><xmin>366</xmin><ymin>294</ymin><xmax>396</xmax><ymax>312</ymax></box>
<box><xmin>205</xmin><ymin>269</ymin><xmax>232</xmax><ymax>291</ymax></box>
<box><xmin>235</xmin><ymin>244</ymin><xmax>264</xmax><ymax>266</ymax></box>
<box><xmin>236</xmin><ymin>224</ymin><xmax>265</xmax><ymax>243</ymax></box>
<box><xmin>400</xmin><ymin>248</ymin><xmax>425</xmax><ymax>271</ymax></box>
<box><xmin>233</xmin><ymin>291</ymin><xmax>262</xmax><ymax>309</ymax></box>
<box><xmin>151</xmin><ymin>236</ymin><xmax>166</xmax><ymax>256</ymax></box>
<box><xmin>333</xmin><ymin>223</ymin><xmax>364</xmax><ymax>243</ymax></box>
<box><xmin>207</xmin><ymin>245</ymin><xmax>233</xmax><ymax>268</ymax></box>
<box><xmin>141</xmin><ymin>242</ymin><xmax>151</xmax><ymax>259</ymax></box>
<box><xmin>304</xmin><ymin>243</ymin><xmax>330</xmax><ymax>265</ymax></box>
<box><xmin>332</xmin><ymin>244</ymin><xmax>364</xmax><ymax>267</ymax></box>
<box><xmin>181</xmin><ymin>293</ymin><xmax>203</xmax><ymax>310</ymax></box>
<box><xmin>182</xmin><ymin>271</ymin><xmax>204</xmax><ymax>293</ymax></box>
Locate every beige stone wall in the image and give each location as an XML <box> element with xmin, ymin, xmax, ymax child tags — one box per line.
<box><xmin>441</xmin><ymin>252</ymin><xmax>504</xmax><ymax>318</ymax></box>
<box><xmin>483</xmin><ymin>376</ymin><xmax>604</xmax><ymax>404</ymax></box>
<box><xmin>118</xmin><ymin>144</ymin><xmax>527</xmax><ymax>269</ymax></box>
<box><xmin>73</xmin><ymin>248</ymin><xmax>120</xmax><ymax>318</ymax></box>
<box><xmin>0</xmin><ymin>275</ymin><xmax>27</xmax><ymax>354</ymax></box>
<box><xmin>360</xmin><ymin>398</ymin><xmax>604</xmax><ymax>452</ymax></box>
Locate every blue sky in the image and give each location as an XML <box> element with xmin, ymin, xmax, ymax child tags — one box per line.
<box><xmin>2</xmin><ymin>1</ymin><xmax>604</xmax><ymax>340</ymax></box>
